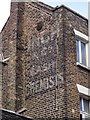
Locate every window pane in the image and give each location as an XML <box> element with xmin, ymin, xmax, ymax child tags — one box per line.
<box><xmin>80</xmin><ymin>98</ymin><xmax>82</xmax><ymax>111</ymax></box>
<box><xmin>81</xmin><ymin>42</ymin><xmax>86</xmax><ymax>65</ymax></box>
<box><xmin>76</xmin><ymin>40</ymin><xmax>80</xmax><ymax>62</ymax></box>
<box><xmin>83</xmin><ymin>99</ymin><xmax>89</xmax><ymax>113</ymax></box>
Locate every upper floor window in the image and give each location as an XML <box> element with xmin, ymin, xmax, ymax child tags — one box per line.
<box><xmin>76</xmin><ymin>40</ymin><xmax>86</xmax><ymax>66</ymax></box>
<box><xmin>74</xmin><ymin>29</ymin><xmax>89</xmax><ymax>68</ymax></box>
<box><xmin>80</xmin><ymin>97</ymin><xmax>90</xmax><ymax>120</ymax></box>
<box><xmin>80</xmin><ymin>98</ymin><xmax>90</xmax><ymax>113</ymax></box>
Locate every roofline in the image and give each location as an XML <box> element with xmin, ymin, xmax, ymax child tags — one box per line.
<box><xmin>1</xmin><ymin>2</ymin><xmax>53</xmax><ymax>33</ymax></box>
<box><xmin>28</xmin><ymin>2</ymin><xmax>53</xmax><ymax>15</ymax></box>
<box><xmin>0</xmin><ymin>16</ymin><xmax>10</xmax><ymax>33</ymax></box>
<box><xmin>53</xmin><ymin>5</ymin><xmax>88</xmax><ymax>22</ymax></box>
<box><xmin>0</xmin><ymin>2</ymin><xmax>88</xmax><ymax>32</ymax></box>
<box><xmin>33</xmin><ymin>2</ymin><xmax>88</xmax><ymax>21</ymax></box>
<box><xmin>36</xmin><ymin>1</ymin><xmax>54</xmax><ymax>10</ymax></box>
<box><xmin>0</xmin><ymin>108</ymin><xmax>34</xmax><ymax>120</ymax></box>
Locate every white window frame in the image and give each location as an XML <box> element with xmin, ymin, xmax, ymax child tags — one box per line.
<box><xmin>74</xmin><ymin>29</ymin><xmax>90</xmax><ymax>69</ymax></box>
<box><xmin>77</xmin><ymin>84</ymin><xmax>90</xmax><ymax>97</ymax></box>
<box><xmin>80</xmin><ymin>98</ymin><xmax>90</xmax><ymax>119</ymax></box>
<box><xmin>77</xmin><ymin>84</ymin><xmax>90</xmax><ymax>119</ymax></box>
<box><xmin>76</xmin><ymin>39</ymin><xmax>88</xmax><ymax>66</ymax></box>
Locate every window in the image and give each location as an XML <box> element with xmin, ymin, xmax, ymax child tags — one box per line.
<box><xmin>74</xmin><ymin>29</ymin><xmax>89</xmax><ymax>68</ymax></box>
<box><xmin>80</xmin><ymin>97</ymin><xmax>90</xmax><ymax>120</ymax></box>
<box><xmin>76</xmin><ymin>39</ymin><xmax>87</xmax><ymax>66</ymax></box>
<box><xmin>80</xmin><ymin>98</ymin><xmax>89</xmax><ymax>113</ymax></box>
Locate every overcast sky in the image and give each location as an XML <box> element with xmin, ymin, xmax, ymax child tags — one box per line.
<box><xmin>0</xmin><ymin>0</ymin><xmax>89</xmax><ymax>32</ymax></box>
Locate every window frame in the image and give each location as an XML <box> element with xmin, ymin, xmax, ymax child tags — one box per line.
<box><xmin>76</xmin><ymin>36</ymin><xmax>88</xmax><ymax>67</ymax></box>
<box><xmin>80</xmin><ymin>97</ymin><xmax>90</xmax><ymax>119</ymax></box>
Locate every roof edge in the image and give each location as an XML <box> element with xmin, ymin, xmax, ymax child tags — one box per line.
<box><xmin>36</xmin><ymin>1</ymin><xmax>54</xmax><ymax>10</ymax></box>
<box><xmin>0</xmin><ymin>16</ymin><xmax>10</xmax><ymax>33</ymax></box>
<box><xmin>0</xmin><ymin>2</ymin><xmax>88</xmax><ymax>33</ymax></box>
<box><xmin>53</xmin><ymin>5</ymin><xmax>88</xmax><ymax>21</ymax></box>
<box><xmin>28</xmin><ymin>1</ymin><xmax>54</xmax><ymax>13</ymax></box>
<box><xmin>0</xmin><ymin>108</ymin><xmax>34</xmax><ymax>120</ymax></box>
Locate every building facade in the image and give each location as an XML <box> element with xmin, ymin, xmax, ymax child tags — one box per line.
<box><xmin>0</xmin><ymin>1</ymin><xmax>90</xmax><ymax>120</ymax></box>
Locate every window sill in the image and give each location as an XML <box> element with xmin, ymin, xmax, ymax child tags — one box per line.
<box><xmin>76</xmin><ymin>62</ymin><xmax>90</xmax><ymax>71</ymax></box>
<box><xmin>80</xmin><ymin>111</ymin><xmax>90</xmax><ymax>117</ymax></box>
<box><xmin>0</xmin><ymin>61</ymin><xmax>7</xmax><ymax>65</ymax></box>
<box><xmin>0</xmin><ymin>58</ymin><xmax>9</xmax><ymax>65</ymax></box>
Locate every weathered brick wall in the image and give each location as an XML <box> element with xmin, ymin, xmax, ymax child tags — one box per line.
<box><xmin>22</xmin><ymin>2</ymin><xmax>66</xmax><ymax>119</ymax></box>
<box><xmin>58</xmin><ymin>7</ymin><xmax>89</xmax><ymax>119</ymax></box>
<box><xmin>0</xmin><ymin>33</ymin><xmax>2</xmax><ymax>108</ymax></box>
<box><xmin>1</xmin><ymin>2</ymin><xmax>90</xmax><ymax>120</ymax></box>
<box><xmin>1</xmin><ymin>2</ymin><xmax>18</xmax><ymax>111</ymax></box>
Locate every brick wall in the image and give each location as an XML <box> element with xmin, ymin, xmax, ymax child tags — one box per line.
<box><xmin>1</xmin><ymin>2</ymin><xmax>90</xmax><ymax>120</ymax></box>
<box><xmin>1</xmin><ymin>2</ymin><xmax>18</xmax><ymax>111</ymax></box>
<box><xmin>58</xmin><ymin>6</ymin><xmax>89</xmax><ymax>119</ymax></box>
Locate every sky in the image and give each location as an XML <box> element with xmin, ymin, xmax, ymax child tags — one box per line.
<box><xmin>0</xmin><ymin>0</ymin><xmax>89</xmax><ymax>32</ymax></box>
